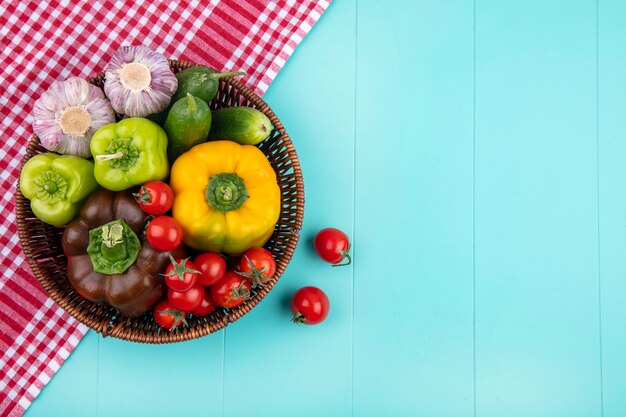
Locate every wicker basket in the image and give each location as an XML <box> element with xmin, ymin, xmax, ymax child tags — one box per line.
<box><xmin>15</xmin><ymin>60</ymin><xmax>304</xmax><ymax>343</ymax></box>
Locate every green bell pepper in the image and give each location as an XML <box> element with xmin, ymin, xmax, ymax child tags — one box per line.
<box><xmin>91</xmin><ymin>118</ymin><xmax>169</xmax><ymax>191</ymax></box>
<box><xmin>19</xmin><ymin>153</ymin><xmax>98</xmax><ymax>226</ymax></box>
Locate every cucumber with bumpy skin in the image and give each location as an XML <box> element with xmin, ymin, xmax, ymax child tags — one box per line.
<box><xmin>208</xmin><ymin>107</ymin><xmax>272</xmax><ymax>145</ymax></box>
<box><xmin>164</xmin><ymin>93</ymin><xmax>212</xmax><ymax>163</ymax></box>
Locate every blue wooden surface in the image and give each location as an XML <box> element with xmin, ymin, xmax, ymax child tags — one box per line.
<box><xmin>23</xmin><ymin>1</ymin><xmax>626</xmax><ymax>416</ymax></box>
<box><xmin>475</xmin><ymin>2</ymin><xmax>601</xmax><ymax>416</ymax></box>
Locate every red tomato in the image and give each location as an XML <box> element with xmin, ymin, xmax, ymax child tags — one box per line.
<box><xmin>191</xmin><ymin>287</ymin><xmax>218</xmax><ymax>316</ymax></box>
<box><xmin>238</xmin><ymin>247</ymin><xmax>276</xmax><ymax>288</ymax></box>
<box><xmin>168</xmin><ymin>284</ymin><xmax>204</xmax><ymax>312</ymax></box>
<box><xmin>153</xmin><ymin>299</ymin><xmax>187</xmax><ymax>330</ymax></box>
<box><xmin>210</xmin><ymin>271</ymin><xmax>251</xmax><ymax>308</ymax></box>
<box><xmin>194</xmin><ymin>252</ymin><xmax>226</xmax><ymax>286</ymax></box>
<box><xmin>291</xmin><ymin>286</ymin><xmax>330</xmax><ymax>325</ymax></box>
<box><xmin>163</xmin><ymin>256</ymin><xmax>201</xmax><ymax>292</ymax></box>
<box><xmin>133</xmin><ymin>181</ymin><xmax>174</xmax><ymax>215</ymax></box>
<box><xmin>314</xmin><ymin>228</ymin><xmax>351</xmax><ymax>266</ymax></box>
<box><xmin>146</xmin><ymin>216</ymin><xmax>183</xmax><ymax>251</ymax></box>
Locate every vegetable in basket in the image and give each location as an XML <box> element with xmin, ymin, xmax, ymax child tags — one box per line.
<box><xmin>193</xmin><ymin>252</ymin><xmax>226</xmax><ymax>286</ymax></box>
<box><xmin>189</xmin><ymin>287</ymin><xmax>217</xmax><ymax>316</ymax></box>
<box><xmin>163</xmin><ymin>256</ymin><xmax>201</xmax><ymax>292</ymax></box>
<box><xmin>133</xmin><ymin>180</ymin><xmax>174</xmax><ymax>215</ymax></box>
<box><xmin>104</xmin><ymin>45</ymin><xmax>178</xmax><ymax>117</ymax></box>
<box><xmin>164</xmin><ymin>93</ymin><xmax>212</xmax><ymax>163</ymax></box>
<box><xmin>172</xmin><ymin>65</ymin><xmax>245</xmax><ymax>104</ymax></box>
<box><xmin>210</xmin><ymin>271</ymin><xmax>251</xmax><ymax>308</ymax></box>
<box><xmin>62</xmin><ymin>189</ymin><xmax>184</xmax><ymax>317</ymax></box>
<box><xmin>153</xmin><ymin>299</ymin><xmax>187</xmax><ymax>331</ymax></box>
<box><xmin>170</xmin><ymin>141</ymin><xmax>281</xmax><ymax>255</ymax></box>
<box><xmin>91</xmin><ymin>118</ymin><xmax>169</xmax><ymax>191</ymax></box>
<box><xmin>19</xmin><ymin>153</ymin><xmax>98</xmax><ymax>226</ymax></box>
<box><xmin>144</xmin><ymin>65</ymin><xmax>245</xmax><ymax>126</ymax></box>
<box><xmin>168</xmin><ymin>283</ymin><xmax>204</xmax><ymax>312</ymax></box>
<box><xmin>33</xmin><ymin>77</ymin><xmax>116</xmax><ymax>157</ymax></box>
<box><xmin>238</xmin><ymin>247</ymin><xmax>276</xmax><ymax>288</ymax></box>
<box><xmin>208</xmin><ymin>106</ymin><xmax>272</xmax><ymax>145</ymax></box>
<box><xmin>145</xmin><ymin>215</ymin><xmax>183</xmax><ymax>251</ymax></box>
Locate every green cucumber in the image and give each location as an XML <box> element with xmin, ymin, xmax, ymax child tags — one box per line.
<box><xmin>172</xmin><ymin>66</ymin><xmax>245</xmax><ymax>104</ymax></box>
<box><xmin>148</xmin><ymin>67</ymin><xmax>245</xmax><ymax>127</ymax></box>
<box><xmin>208</xmin><ymin>107</ymin><xmax>272</xmax><ymax>145</ymax></box>
<box><xmin>164</xmin><ymin>93</ymin><xmax>212</xmax><ymax>163</ymax></box>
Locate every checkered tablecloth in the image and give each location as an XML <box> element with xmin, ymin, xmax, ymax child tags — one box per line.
<box><xmin>0</xmin><ymin>1</ymin><xmax>329</xmax><ymax>416</ymax></box>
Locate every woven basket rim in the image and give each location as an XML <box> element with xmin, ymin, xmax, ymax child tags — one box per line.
<box><xmin>15</xmin><ymin>59</ymin><xmax>304</xmax><ymax>343</ymax></box>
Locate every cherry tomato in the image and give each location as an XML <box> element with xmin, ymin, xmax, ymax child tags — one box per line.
<box><xmin>194</xmin><ymin>252</ymin><xmax>227</xmax><ymax>286</ymax></box>
<box><xmin>153</xmin><ymin>299</ymin><xmax>187</xmax><ymax>330</ymax></box>
<box><xmin>146</xmin><ymin>216</ymin><xmax>183</xmax><ymax>251</ymax></box>
<box><xmin>168</xmin><ymin>284</ymin><xmax>204</xmax><ymax>312</ymax></box>
<box><xmin>238</xmin><ymin>247</ymin><xmax>276</xmax><ymax>288</ymax></box>
<box><xmin>210</xmin><ymin>271</ymin><xmax>251</xmax><ymax>308</ymax></box>
<box><xmin>133</xmin><ymin>181</ymin><xmax>174</xmax><ymax>215</ymax></box>
<box><xmin>314</xmin><ymin>228</ymin><xmax>351</xmax><ymax>266</ymax></box>
<box><xmin>163</xmin><ymin>256</ymin><xmax>201</xmax><ymax>292</ymax></box>
<box><xmin>190</xmin><ymin>287</ymin><xmax>218</xmax><ymax>316</ymax></box>
<box><xmin>291</xmin><ymin>286</ymin><xmax>330</xmax><ymax>325</ymax></box>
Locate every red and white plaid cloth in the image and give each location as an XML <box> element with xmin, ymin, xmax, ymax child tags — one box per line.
<box><xmin>0</xmin><ymin>1</ymin><xmax>329</xmax><ymax>416</ymax></box>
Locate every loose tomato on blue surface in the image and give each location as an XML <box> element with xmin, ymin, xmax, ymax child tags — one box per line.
<box><xmin>291</xmin><ymin>286</ymin><xmax>330</xmax><ymax>325</ymax></box>
<box><xmin>314</xmin><ymin>228</ymin><xmax>351</xmax><ymax>266</ymax></box>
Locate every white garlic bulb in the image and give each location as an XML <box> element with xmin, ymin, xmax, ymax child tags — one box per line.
<box><xmin>33</xmin><ymin>77</ymin><xmax>116</xmax><ymax>158</ymax></box>
<box><xmin>104</xmin><ymin>45</ymin><xmax>178</xmax><ymax>117</ymax></box>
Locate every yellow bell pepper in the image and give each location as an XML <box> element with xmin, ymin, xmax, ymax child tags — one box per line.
<box><xmin>170</xmin><ymin>141</ymin><xmax>280</xmax><ymax>255</ymax></box>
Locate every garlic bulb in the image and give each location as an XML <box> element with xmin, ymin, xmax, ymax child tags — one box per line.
<box><xmin>104</xmin><ymin>45</ymin><xmax>178</xmax><ymax>117</ymax></box>
<box><xmin>33</xmin><ymin>77</ymin><xmax>116</xmax><ymax>158</ymax></box>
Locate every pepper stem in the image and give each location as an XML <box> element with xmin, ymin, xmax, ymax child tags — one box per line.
<box><xmin>209</xmin><ymin>71</ymin><xmax>246</xmax><ymax>79</ymax></box>
<box><xmin>34</xmin><ymin>170</ymin><xmax>68</xmax><ymax>202</ymax></box>
<box><xmin>43</xmin><ymin>181</ymin><xmax>58</xmax><ymax>194</ymax></box>
<box><xmin>96</xmin><ymin>151</ymin><xmax>125</xmax><ymax>161</ymax></box>
<box><xmin>205</xmin><ymin>173</ymin><xmax>249</xmax><ymax>213</ymax></box>
<box><xmin>102</xmin><ymin>224</ymin><xmax>124</xmax><ymax>248</ymax></box>
<box><xmin>100</xmin><ymin>223</ymin><xmax>127</xmax><ymax>263</ymax></box>
<box><xmin>87</xmin><ymin>219</ymin><xmax>139</xmax><ymax>271</ymax></box>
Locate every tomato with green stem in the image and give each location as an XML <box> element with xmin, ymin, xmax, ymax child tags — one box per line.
<box><xmin>133</xmin><ymin>181</ymin><xmax>174</xmax><ymax>215</ymax></box>
<box><xmin>314</xmin><ymin>228</ymin><xmax>351</xmax><ymax>266</ymax></box>
<box><xmin>291</xmin><ymin>286</ymin><xmax>330</xmax><ymax>325</ymax></box>
<box><xmin>153</xmin><ymin>299</ymin><xmax>187</xmax><ymax>330</ymax></box>
<box><xmin>163</xmin><ymin>255</ymin><xmax>201</xmax><ymax>292</ymax></box>
<box><xmin>210</xmin><ymin>271</ymin><xmax>251</xmax><ymax>308</ymax></box>
<box><xmin>237</xmin><ymin>247</ymin><xmax>276</xmax><ymax>288</ymax></box>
